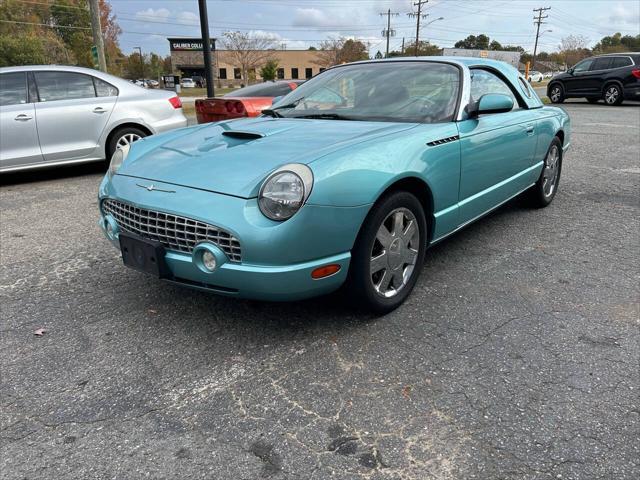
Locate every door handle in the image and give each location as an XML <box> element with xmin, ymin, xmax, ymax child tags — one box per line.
<box><xmin>93</xmin><ymin>107</ymin><xmax>107</xmax><ymax>113</ymax></box>
<box><xmin>14</xmin><ymin>114</ymin><xmax>33</xmax><ymax>121</ymax></box>
<box><xmin>525</xmin><ymin>124</ymin><xmax>535</xmax><ymax>135</ymax></box>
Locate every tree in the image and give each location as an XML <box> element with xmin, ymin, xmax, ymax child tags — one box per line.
<box><xmin>489</xmin><ymin>40</ymin><xmax>502</xmax><ymax>51</ymax></box>
<box><xmin>222</xmin><ymin>31</ymin><xmax>278</xmax><ymax>83</ymax></box>
<box><xmin>558</xmin><ymin>34</ymin><xmax>590</xmax><ymax>67</ymax></box>
<box><xmin>308</xmin><ymin>46</ymin><xmax>317</xmax><ymax>51</ymax></box>
<box><xmin>314</xmin><ymin>37</ymin><xmax>369</xmax><ymax>67</ymax></box>
<box><xmin>454</xmin><ymin>34</ymin><xmax>490</xmax><ymax>50</ymax></box>
<box><xmin>388</xmin><ymin>40</ymin><xmax>440</xmax><ymax>57</ymax></box>
<box><xmin>593</xmin><ymin>32</ymin><xmax>640</xmax><ymax>54</ymax></box>
<box><xmin>260</xmin><ymin>59</ymin><xmax>278</xmax><ymax>81</ymax></box>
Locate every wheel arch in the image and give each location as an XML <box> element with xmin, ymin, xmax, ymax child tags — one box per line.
<box><xmin>602</xmin><ymin>79</ymin><xmax>624</xmax><ymax>95</ymax></box>
<box><xmin>370</xmin><ymin>175</ymin><xmax>435</xmax><ymax>244</ymax></box>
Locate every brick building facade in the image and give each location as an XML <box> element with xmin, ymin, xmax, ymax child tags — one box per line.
<box><xmin>168</xmin><ymin>38</ymin><xmax>328</xmax><ymax>86</ymax></box>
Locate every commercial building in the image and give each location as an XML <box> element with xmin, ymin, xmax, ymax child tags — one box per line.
<box><xmin>168</xmin><ymin>37</ymin><xmax>327</xmax><ymax>86</ymax></box>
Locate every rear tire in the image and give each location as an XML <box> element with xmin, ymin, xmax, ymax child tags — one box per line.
<box><xmin>603</xmin><ymin>84</ymin><xmax>623</xmax><ymax>106</ymax></box>
<box><xmin>107</xmin><ymin>126</ymin><xmax>147</xmax><ymax>159</ymax></box>
<box><xmin>548</xmin><ymin>84</ymin><xmax>565</xmax><ymax>104</ymax></box>
<box><xmin>527</xmin><ymin>137</ymin><xmax>563</xmax><ymax>208</ymax></box>
<box><xmin>345</xmin><ymin>191</ymin><xmax>427</xmax><ymax>314</ymax></box>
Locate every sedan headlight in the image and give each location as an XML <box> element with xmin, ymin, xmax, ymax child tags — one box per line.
<box><xmin>108</xmin><ymin>144</ymin><xmax>130</xmax><ymax>178</ymax></box>
<box><xmin>258</xmin><ymin>163</ymin><xmax>313</xmax><ymax>221</ymax></box>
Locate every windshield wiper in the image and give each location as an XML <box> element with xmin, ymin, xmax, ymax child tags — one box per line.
<box><xmin>291</xmin><ymin>113</ymin><xmax>355</xmax><ymax>121</ymax></box>
<box><xmin>261</xmin><ymin>98</ymin><xmax>306</xmax><ymax>118</ymax></box>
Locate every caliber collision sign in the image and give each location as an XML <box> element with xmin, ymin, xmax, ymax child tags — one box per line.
<box><xmin>169</xmin><ymin>38</ymin><xmax>216</xmax><ymax>51</ymax></box>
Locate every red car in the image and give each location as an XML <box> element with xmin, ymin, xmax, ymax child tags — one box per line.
<box><xmin>195</xmin><ymin>80</ymin><xmax>304</xmax><ymax>123</ymax></box>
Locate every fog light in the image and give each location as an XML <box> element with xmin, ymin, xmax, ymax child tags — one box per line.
<box><xmin>202</xmin><ymin>250</ymin><xmax>217</xmax><ymax>271</ymax></box>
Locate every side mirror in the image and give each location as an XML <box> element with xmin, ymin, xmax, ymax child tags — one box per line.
<box><xmin>271</xmin><ymin>95</ymin><xmax>284</xmax><ymax>105</ymax></box>
<box><xmin>469</xmin><ymin>93</ymin><xmax>514</xmax><ymax>118</ymax></box>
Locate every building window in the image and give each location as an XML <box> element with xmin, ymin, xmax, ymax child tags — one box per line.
<box><xmin>234</xmin><ymin>68</ymin><xmax>241</xmax><ymax>80</ymax></box>
<box><xmin>277</xmin><ymin>68</ymin><xmax>284</xmax><ymax>80</ymax></box>
<box><xmin>319</xmin><ymin>67</ymin><xmax>326</xmax><ymax>73</ymax></box>
<box><xmin>291</xmin><ymin>68</ymin><xmax>299</xmax><ymax>79</ymax></box>
<box><xmin>219</xmin><ymin>68</ymin><xmax>227</xmax><ymax>80</ymax></box>
<box><xmin>305</xmin><ymin>67</ymin><xmax>313</xmax><ymax>79</ymax></box>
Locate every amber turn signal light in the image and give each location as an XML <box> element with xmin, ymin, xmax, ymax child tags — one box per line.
<box><xmin>311</xmin><ymin>264</ymin><xmax>341</xmax><ymax>279</ymax></box>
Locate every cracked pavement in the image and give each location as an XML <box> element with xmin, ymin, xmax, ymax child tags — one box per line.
<box><xmin>1</xmin><ymin>101</ymin><xmax>639</xmax><ymax>479</ymax></box>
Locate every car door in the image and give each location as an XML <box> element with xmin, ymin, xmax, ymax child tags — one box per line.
<box><xmin>0</xmin><ymin>72</ymin><xmax>43</xmax><ymax>170</ymax></box>
<box><xmin>585</xmin><ymin>57</ymin><xmax>613</xmax><ymax>94</ymax></box>
<box><xmin>33</xmin><ymin>71</ymin><xmax>117</xmax><ymax>161</ymax></box>
<box><xmin>563</xmin><ymin>58</ymin><xmax>596</xmax><ymax>95</ymax></box>
<box><xmin>456</xmin><ymin>68</ymin><xmax>538</xmax><ymax>224</ymax></box>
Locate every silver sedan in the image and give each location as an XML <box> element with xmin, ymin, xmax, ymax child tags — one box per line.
<box><xmin>0</xmin><ymin>65</ymin><xmax>187</xmax><ymax>173</ymax></box>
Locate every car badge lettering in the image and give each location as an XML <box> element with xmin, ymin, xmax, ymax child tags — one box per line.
<box><xmin>136</xmin><ymin>183</ymin><xmax>175</xmax><ymax>193</ymax></box>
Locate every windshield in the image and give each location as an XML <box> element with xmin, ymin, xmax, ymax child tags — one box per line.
<box><xmin>268</xmin><ymin>61</ymin><xmax>460</xmax><ymax>123</ymax></box>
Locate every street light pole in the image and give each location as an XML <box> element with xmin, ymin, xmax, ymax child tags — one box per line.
<box><xmin>198</xmin><ymin>0</ymin><xmax>215</xmax><ymax>98</ymax></box>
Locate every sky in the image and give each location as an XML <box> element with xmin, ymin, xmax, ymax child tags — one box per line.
<box><xmin>109</xmin><ymin>0</ymin><xmax>640</xmax><ymax>57</ymax></box>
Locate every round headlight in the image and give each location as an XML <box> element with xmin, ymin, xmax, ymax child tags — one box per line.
<box><xmin>108</xmin><ymin>144</ymin><xmax>129</xmax><ymax>178</ymax></box>
<box><xmin>258</xmin><ymin>164</ymin><xmax>313</xmax><ymax>221</ymax></box>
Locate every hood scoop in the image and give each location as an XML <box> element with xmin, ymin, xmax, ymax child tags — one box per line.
<box><xmin>221</xmin><ymin>130</ymin><xmax>264</xmax><ymax>140</ymax></box>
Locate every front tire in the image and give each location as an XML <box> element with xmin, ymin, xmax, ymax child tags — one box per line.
<box><xmin>528</xmin><ymin>137</ymin><xmax>563</xmax><ymax>208</ymax></box>
<box><xmin>548</xmin><ymin>84</ymin><xmax>565</xmax><ymax>104</ymax></box>
<box><xmin>346</xmin><ymin>191</ymin><xmax>427</xmax><ymax>314</ymax></box>
<box><xmin>603</xmin><ymin>84</ymin><xmax>623</xmax><ymax>106</ymax></box>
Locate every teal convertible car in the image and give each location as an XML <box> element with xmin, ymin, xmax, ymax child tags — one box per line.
<box><xmin>99</xmin><ymin>57</ymin><xmax>570</xmax><ymax>312</ymax></box>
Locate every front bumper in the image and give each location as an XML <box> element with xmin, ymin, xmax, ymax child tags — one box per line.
<box><xmin>99</xmin><ymin>174</ymin><xmax>370</xmax><ymax>301</ymax></box>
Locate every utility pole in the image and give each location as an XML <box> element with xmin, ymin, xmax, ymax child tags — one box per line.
<box><xmin>532</xmin><ymin>6</ymin><xmax>551</xmax><ymax>70</ymax></box>
<box><xmin>198</xmin><ymin>0</ymin><xmax>215</xmax><ymax>98</ymax></box>
<box><xmin>88</xmin><ymin>0</ymin><xmax>107</xmax><ymax>72</ymax></box>
<box><xmin>135</xmin><ymin>46</ymin><xmax>144</xmax><ymax>80</ymax></box>
<box><xmin>401</xmin><ymin>37</ymin><xmax>405</xmax><ymax>55</ymax></box>
<box><xmin>379</xmin><ymin>9</ymin><xmax>399</xmax><ymax>58</ymax></box>
<box><xmin>407</xmin><ymin>0</ymin><xmax>429</xmax><ymax>56</ymax></box>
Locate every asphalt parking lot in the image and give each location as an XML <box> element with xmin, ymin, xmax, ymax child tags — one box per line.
<box><xmin>1</xmin><ymin>101</ymin><xmax>639</xmax><ymax>479</ymax></box>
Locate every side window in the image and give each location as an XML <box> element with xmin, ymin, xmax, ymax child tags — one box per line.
<box><xmin>94</xmin><ymin>77</ymin><xmax>118</xmax><ymax>97</ymax></box>
<box><xmin>0</xmin><ymin>72</ymin><xmax>27</xmax><ymax>106</ymax></box>
<box><xmin>590</xmin><ymin>57</ymin><xmax>612</xmax><ymax>71</ymax></box>
<box><xmin>35</xmin><ymin>71</ymin><xmax>96</xmax><ymax>102</ymax></box>
<box><xmin>572</xmin><ymin>59</ymin><xmax>593</xmax><ymax>73</ymax></box>
<box><xmin>611</xmin><ymin>57</ymin><xmax>632</xmax><ymax>69</ymax></box>
<box><xmin>470</xmin><ymin>69</ymin><xmax>519</xmax><ymax>109</ymax></box>
<box><xmin>518</xmin><ymin>76</ymin><xmax>532</xmax><ymax>98</ymax></box>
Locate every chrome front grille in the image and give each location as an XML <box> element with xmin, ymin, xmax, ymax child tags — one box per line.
<box><xmin>102</xmin><ymin>199</ymin><xmax>242</xmax><ymax>262</ymax></box>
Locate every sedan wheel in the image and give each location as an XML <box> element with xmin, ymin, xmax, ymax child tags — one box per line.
<box><xmin>604</xmin><ymin>85</ymin><xmax>623</xmax><ymax>105</ymax></box>
<box><xmin>542</xmin><ymin>144</ymin><xmax>560</xmax><ymax>198</ymax></box>
<box><xmin>116</xmin><ymin>132</ymin><xmax>142</xmax><ymax>149</ymax></box>
<box><xmin>346</xmin><ymin>191</ymin><xmax>427</xmax><ymax>313</ymax></box>
<box><xmin>370</xmin><ymin>208</ymin><xmax>420</xmax><ymax>298</ymax></box>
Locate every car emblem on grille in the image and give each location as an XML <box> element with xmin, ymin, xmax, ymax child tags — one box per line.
<box><xmin>136</xmin><ymin>183</ymin><xmax>175</xmax><ymax>193</ymax></box>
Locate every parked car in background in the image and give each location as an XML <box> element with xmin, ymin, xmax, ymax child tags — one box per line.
<box><xmin>195</xmin><ymin>80</ymin><xmax>304</xmax><ymax>123</ymax></box>
<box><xmin>145</xmin><ymin>79</ymin><xmax>159</xmax><ymax>88</ymax></box>
<box><xmin>99</xmin><ymin>57</ymin><xmax>570</xmax><ymax>312</ymax></box>
<box><xmin>0</xmin><ymin>65</ymin><xmax>187</xmax><ymax>173</ymax></box>
<box><xmin>192</xmin><ymin>75</ymin><xmax>205</xmax><ymax>88</ymax></box>
<box><xmin>528</xmin><ymin>70</ymin><xmax>544</xmax><ymax>82</ymax></box>
<box><xmin>543</xmin><ymin>71</ymin><xmax>553</xmax><ymax>79</ymax></box>
<box><xmin>134</xmin><ymin>79</ymin><xmax>147</xmax><ymax>88</ymax></box>
<box><xmin>548</xmin><ymin>53</ymin><xmax>640</xmax><ymax>105</ymax></box>
<box><xmin>181</xmin><ymin>78</ymin><xmax>196</xmax><ymax>88</ymax></box>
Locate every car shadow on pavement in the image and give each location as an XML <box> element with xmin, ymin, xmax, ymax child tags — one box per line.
<box><xmin>0</xmin><ymin>161</ymin><xmax>107</xmax><ymax>186</ymax></box>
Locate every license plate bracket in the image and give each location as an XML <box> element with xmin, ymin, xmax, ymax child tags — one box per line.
<box><xmin>119</xmin><ymin>234</ymin><xmax>170</xmax><ymax>278</ymax></box>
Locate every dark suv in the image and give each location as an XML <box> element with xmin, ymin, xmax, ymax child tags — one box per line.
<box><xmin>547</xmin><ymin>53</ymin><xmax>640</xmax><ymax>105</ymax></box>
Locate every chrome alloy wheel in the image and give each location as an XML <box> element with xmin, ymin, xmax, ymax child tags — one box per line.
<box><xmin>116</xmin><ymin>132</ymin><xmax>142</xmax><ymax>149</ymax></box>
<box><xmin>604</xmin><ymin>86</ymin><xmax>619</xmax><ymax>105</ymax></box>
<box><xmin>370</xmin><ymin>208</ymin><xmax>420</xmax><ymax>298</ymax></box>
<box><xmin>542</xmin><ymin>144</ymin><xmax>560</xmax><ymax>197</ymax></box>
<box><xmin>550</xmin><ymin>86</ymin><xmax>562</xmax><ymax>102</ymax></box>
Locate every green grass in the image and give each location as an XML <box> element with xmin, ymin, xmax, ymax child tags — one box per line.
<box><xmin>179</xmin><ymin>87</ymin><xmax>238</xmax><ymax>98</ymax></box>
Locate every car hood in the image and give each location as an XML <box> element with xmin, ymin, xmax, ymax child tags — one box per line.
<box><xmin>117</xmin><ymin>117</ymin><xmax>418</xmax><ymax>198</ymax></box>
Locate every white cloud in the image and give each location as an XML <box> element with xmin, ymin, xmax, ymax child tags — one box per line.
<box><xmin>135</xmin><ymin>8</ymin><xmax>170</xmax><ymax>21</ymax></box>
<box><xmin>292</xmin><ymin>7</ymin><xmax>355</xmax><ymax>28</ymax></box>
<box><xmin>176</xmin><ymin>11</ymin><xmax>199</xmax><ymax>25</ymax></box>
